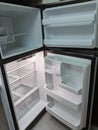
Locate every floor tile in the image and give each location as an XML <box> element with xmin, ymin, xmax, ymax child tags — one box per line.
<box><xmin>31</xmin><ymin>112</ymin><xmax>71</xmax><ymax>130</ymax></box>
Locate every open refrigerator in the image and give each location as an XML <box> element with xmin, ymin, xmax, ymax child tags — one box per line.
<box><xmin>0</xmin><ymin>1</ymin><xmax>97</xmax><ymax>130</ymax></box>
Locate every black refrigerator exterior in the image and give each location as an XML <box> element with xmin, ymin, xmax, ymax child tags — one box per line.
<box><xmin>0</xmin><ymin>0</ymin><xmax>97</xmax><ymax>130</ymax></box>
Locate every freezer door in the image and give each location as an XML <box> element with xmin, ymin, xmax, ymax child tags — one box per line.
<box><xmin>43</xmin><ymin>1</ymin><xmax>98</xmax><ymax>48</ymax></box>
<box><xmin>0</xmin><ymin>2</ymin><xmax>43</xmax><ymax>59</ymax></box>
<box><xmin>44</xmin><ymin>53</ymin><xmax>91</xmax><ymax>130</ymax></box>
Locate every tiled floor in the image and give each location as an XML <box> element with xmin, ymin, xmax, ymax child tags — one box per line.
<box><xmin>31</xmin><ymin>112</ymin><xmax>71</xmax><ymax>130</ymax></box>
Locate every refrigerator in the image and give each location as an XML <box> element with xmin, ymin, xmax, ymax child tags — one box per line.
<box><xmin>0</xmin><ymin>0</ymin><xmax>97</xmax><ymax>130</ymax></box>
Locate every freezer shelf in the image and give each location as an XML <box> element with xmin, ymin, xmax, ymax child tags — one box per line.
<box><xmin>45</xmin><ymin>85</ymin><xmax>82</xmax><ymax>111</ymax></box>
<box><xmin>44</xmin><ymin>23</ymin><xmax>94</xmax><ymax>40</ymax></box>
<box><xmin>43</xmin><ymin>13</ymin><xmax>95</xmax><ymax>25</ymax></box>
<box><xmin>43</xmin><ymin>1</ymin><xmax>96</xmax><ymax>21</ymax></box>
<box><xmin>46</xmin><ymin>98</ymin><xmax>80</xmax><ymax>130</ymax></box>
<box><xmin>44</xmin><ymin>38</ymin><xmax>94</xmax><ymax>48</ymax></box>
<box><xmin>43</xmin><ymin>23</ymin><xmax>94</xmax><ymax>48</ymax></box>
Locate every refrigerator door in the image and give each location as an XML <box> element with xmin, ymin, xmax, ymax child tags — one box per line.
<box><xmin>44</xmin><ymin>52</ymin><xmax>91</xmax><ymax>130</ymax></box>
<box><xmin>4</xmin><ymin>51</ymin><xmax>46</xmax><ymax>130</ymax></box>
<box><xmin>0</xmin><ymin>2</ymin><xmax>43</xmax><ymax>59</ymax></box>
<box><xmin>43</xmin><ymin>1</ymin><xmax>97</xmax><ymax>48</ymax></box>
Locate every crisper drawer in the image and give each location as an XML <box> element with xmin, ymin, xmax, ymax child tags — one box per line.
<box><xmin>15</xmin><ymin>89</ymin><xmax>40</xmax><ymax>120</ymax></box>
<box><xmin>43</xmin><ymin>1</ymin><xmax>97</xmax><ymax>48</ymax></box>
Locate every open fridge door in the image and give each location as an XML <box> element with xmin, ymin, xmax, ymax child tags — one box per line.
<box><xmin>44</xmin><ymin>52</ymin><xmax>91</xmax><ymax>130</ymax></box>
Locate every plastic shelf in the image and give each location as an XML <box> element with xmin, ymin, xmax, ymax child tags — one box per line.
<box><xmin>46</xmin><ymin>100</ymin><xmax>80</xmax><ymax>130</ymax></box>
<box><xmin>45</xmin><ymin>85</ymin><xmax>82</xmax><ymax>111</ymax></box>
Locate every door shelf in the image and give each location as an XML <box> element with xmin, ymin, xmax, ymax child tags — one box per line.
<box><xmin>44</xmin><ymin>22</ymin><xmax>94</xmax><ymax>48</ymax></box>
<box><xmin>45</xmin><ymin>56</ymin><xmax>61</xmax><ymax>75</ymax></box>
<box><xmin>59</xmin><ymin>73</ymin><xmax>82</xmax><ymax>95</ymax></box>
<box><xmin>46</xmin><ymin>99</ymin><xmax>80</xmax><ymax>130</ymax></box>
<box><xmin>45</xmin><ymin>67</ymin><xmax>56</xmax><ymax>75</ymax></box>
<box><xmin>14</xmin><ymin>33</ymin><xmax>28</xmax><ymax>37</ymax></box>
<box><xmin>44</xmin><ymin>39</ymin><xmax>94</xmax><ymax>48</ymax></box>
<box><xmin>45</xmin><ymin>65</ymin><xmax>60</xmax><ymax>75</ymax></box>
<box><xmin>43</xmin><ymin>1</ymin><xmax>96</xmax><ymax>19</ymax></box>
<box><xmin>59</xmin><ymin>82</ymin><xmax>82</xmax><ymax>95</ymax></box>
<box><xmin>45</xmin><ymin>21</ymin><xmax>94</xmax><ymax>28</ymax></box>
<box><xmin>45</xmin><ymin>54</ymin><xmax>84</xmax><ymax>67</ymax></box>
<box><xmin>44</xmin><ymin>85</ymin><xmax>82</xmax><ymax>111</ymax></box>
<box><xmin>60</xmin><ymin>62</ymin><xmax>84</xmax><ymax>95</ymax></box>
<box><xmin>42</xmin><ymin>13</ymin><xmax>95</xmax><ymax>26</ymax></box>
<box><xmin>45</xmin><ymin>54</ymin><xmax>88</xmax><ymax>96</ymax></box>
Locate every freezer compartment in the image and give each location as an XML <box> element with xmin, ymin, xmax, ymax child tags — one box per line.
<box><xmin>0</xmin><ymin>3</ymin><xmax>42</xmax><ymax>59</ymax></box>
<box><xmin>45</xmin><ymin>84</ymin><xmax>82</xmax><ymax>111</ymax></box>
<box><xmin>46</xmin><ymin>97</ymin><xmax>81</xmax><ymax>130</ymax></box>
<box><xmin>43</xmin><ymin>1</ymin><xmax>96</xmax><ymax>24</ymax></box>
